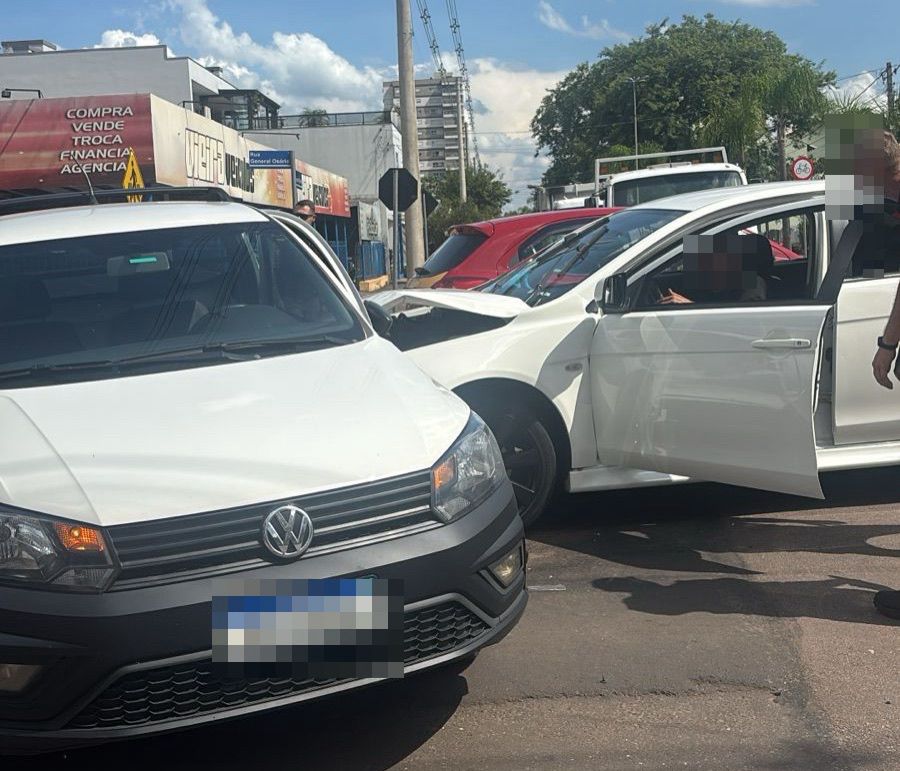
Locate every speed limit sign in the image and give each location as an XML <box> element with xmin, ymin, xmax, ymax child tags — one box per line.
<box><xmin>791</xmin><ymin>156</ymin><xmax>814</xmax><ymax>180</ymax></box>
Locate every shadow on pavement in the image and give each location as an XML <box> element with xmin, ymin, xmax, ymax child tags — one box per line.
<box><xmin>530</xmin><ymin>466</ymin><xmax>900</xmax><ymax>627</ymax></box>
<box><xmin>29</xmin><ymin>662</ymin><xmax>472</xmax><ymax>771</ymax></box>
<box><xmin>591</xmin><ymin>575</ymin><xmax>899</xmax><ymax>626</ymax></box>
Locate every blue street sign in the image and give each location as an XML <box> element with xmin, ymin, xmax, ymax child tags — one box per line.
<box><xmin>248</xmin><ymin>150</ymin><xmax>292</xmax><ymax>169</ymax></box>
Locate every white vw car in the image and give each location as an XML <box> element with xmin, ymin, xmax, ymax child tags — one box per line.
<box><xmin>374</xmin><ymin>180</ymin><xmax>899</xmax><ymax>525</ymax></box>
<box><xmin>0</xmin><ymin>189</ymin><xmax>526</xmax><ymax>753</ymax></box>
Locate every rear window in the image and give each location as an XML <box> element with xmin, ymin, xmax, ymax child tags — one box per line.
<box><xmin>612</xmin><ymin>171</ymin><xmax>743</xmax><ymax>206</ymax></box>
<box><xmin>420</xmin><ymin>230</ymin><xmax>487</xmax><ymax>275</ymax></box>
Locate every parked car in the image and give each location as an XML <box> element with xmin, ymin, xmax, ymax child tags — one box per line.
<box><xmin>0</xmin><ymin>189</ymin><xmax>526</xmax><ymax>754</ymax></box>
<box><xmin>408</xmin><ymin>207</ymin><xmax>618</xmax><ymax>289</ymax></box>
<box><xmin>373</xmin><ymin>180</ymin><xmax>891</xmax><ymax>526</ymax></box>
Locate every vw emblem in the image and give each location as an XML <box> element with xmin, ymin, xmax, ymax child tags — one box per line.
<box><xmin>261</xmin><ymin>505</ymin><xmax>314</xmax><ymax>559</ymax></box>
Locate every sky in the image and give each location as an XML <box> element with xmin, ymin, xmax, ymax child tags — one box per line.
<box><xmin>1</xmin><ymin>0</ymin><xmax>898</xmax><ymax>206</ymax></box>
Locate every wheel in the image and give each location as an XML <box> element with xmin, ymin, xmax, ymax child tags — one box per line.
<box><xmin>479</xmin><ymin>405</ymin><xmax>557</xmax><ymax>528</ymax></box>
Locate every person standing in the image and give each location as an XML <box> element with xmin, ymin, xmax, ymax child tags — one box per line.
<box><xmin>869</xmin><ymin>130</ymin><xmax>900</xmax><ymax>620</ymax></box>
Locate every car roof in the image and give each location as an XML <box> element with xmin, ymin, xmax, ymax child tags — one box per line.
<box><xmin>631</xmin><ymin>179</ymin><xmax>825</xmax><ymax>213</ymax></box>
<box><xmin>456</xmin><ymin>207</ymin><xmax>617</xmax><ymax>236</ymax></box>
<box><xmin>605</xmin><ymin>162</ymin><xmax>744</xmax><ymax>184</ymax></box>
<box><xmin>0</xmin><ymin>200</ymin><xmax>268</xmax><ymax>247</ymax></box>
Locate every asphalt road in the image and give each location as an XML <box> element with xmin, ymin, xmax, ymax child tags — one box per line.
<box><xmin>31</xmin><ymin>468</ymin><xmax>899</xmax><ymax>770</ymax></box>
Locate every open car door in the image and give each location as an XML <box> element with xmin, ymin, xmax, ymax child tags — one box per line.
<box><xmin>590</xmin><ymin>215</ymin><xmax>862</xmax><ymax>499</ymax></box>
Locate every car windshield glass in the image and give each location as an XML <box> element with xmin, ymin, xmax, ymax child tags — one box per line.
<box><xmin>420</xmin><ymin>230</ymin><xmax>487</xmax><ymax>275</ymax></box>
<box><xmin>481</xmin><ymin>208</ymin><xmax>684</xmax><ymax>305</ymax></box>
<box><xmin>0</xmin><ymin>221</ymin><xmax>365</xmax><ymax>386</ymax></box>
<box><xmin>612</xmin><ymin>170</ymin><xmax>743</xmax><ymax>206</ymax></box>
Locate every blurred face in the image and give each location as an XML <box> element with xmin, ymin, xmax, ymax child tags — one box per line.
<box><xmin>824</xmin><ymin>113</ymin><xmax>892</xmax><ymax>219</ymax></box>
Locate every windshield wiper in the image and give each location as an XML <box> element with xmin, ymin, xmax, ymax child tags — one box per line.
<box><xmin>0</xmin><ymin>360</ymin><xmax>122</xmax><ymax>382</ymax></box>
<box><xmin>524</xmin><ymin>225</ymin><xmax>609</xmax><ymax>305</ymax></box>
<box><xmin>0</xmin><ymin>337</ymin><xmax>355</xmax><ymax>383</ymax></box>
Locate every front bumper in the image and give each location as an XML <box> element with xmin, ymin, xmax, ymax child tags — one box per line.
<box><xmin>0</xmin><ymin>482</ymin><xmax>525</xmax><ymax>754</ymax></box>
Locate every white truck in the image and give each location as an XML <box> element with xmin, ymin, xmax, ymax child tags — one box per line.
<box><xmin>545</xmin><ymin>147</ymin><xmax>747</xmax><ymax>210</ymax></box>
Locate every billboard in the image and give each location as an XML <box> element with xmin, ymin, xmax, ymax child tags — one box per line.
<box><xmin>150</xmin><ymin>95</ymin><xmax>293</xmax><ymax>209</ymax></box>
<box><xmin>0</xmin><ymin>93</ymin><xmax>155</xmax><ymax>189</ymax></box>
<box><xmin>294</xmin><ymin>158</ymin><xmax>350</xmax><ymax>218</ymax></box>
<box><xmin>0</xmin><ymin>93</ymin><xmax>299</xmax><ymax>210</ymax></box>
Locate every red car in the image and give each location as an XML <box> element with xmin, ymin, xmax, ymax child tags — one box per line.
<box><xmin>409</xmin><ymin>207</ymin><xmax>618</xmax><ymax>289</ymax></box>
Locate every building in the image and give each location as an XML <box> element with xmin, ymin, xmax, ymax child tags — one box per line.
<box><xmin>0</xmin><ymin>41</ymin><xmax>281</xmax><ymax>129</ymax></box>
<box><xmin>0</xmin><ymin>41</ymin><xmax>367</xmax><ymax>270</ymax></box>
<box><xmin>382</xmin><ymin>75</ymin><xmax>468</xmax><ymax>176</ymax></box>
<box><xmin>244</xmin><ymin>111</ymin><xmax>403</xmax><ymax>281</ymax></box>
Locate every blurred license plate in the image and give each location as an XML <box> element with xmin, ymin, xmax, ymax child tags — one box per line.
<box><xmin>211</xmin><ymin>577</ymin><xmax>404</xmax><ymax>678</ymax></box>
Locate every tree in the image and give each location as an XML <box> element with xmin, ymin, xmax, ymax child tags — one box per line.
<box><xmin>531</xmin><ymin>14</ymin><xmax>833</xmax><ymax>185</ymax></box>
<box><xmin>302</xmin><ymin>108</ymin><xmax>329</xmax><ymax>127</ymax></box>
<box><xmin>423</xmin><ymin>166</ymin><xmax>512</xmax><ymax>252</ymax></box>
<box><xmin>760</xmin><ymin>58</ymin><xmax>830</xmax><ymax>180</ymax></box>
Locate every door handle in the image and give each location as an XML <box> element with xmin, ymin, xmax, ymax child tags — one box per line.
<box><xmin>751</xmin><ymin>338</ymin><xmax>812</xmax><ymax>350</ymax></box>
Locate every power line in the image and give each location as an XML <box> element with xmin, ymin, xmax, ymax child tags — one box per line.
<box><xmin>415</xmin><ymin>0</ymin><xmax>446</xmax><ymax>77</ymax></box>
<box><xmin>445</xmin><ymin>0</ymin><xmax>480</xmax><ymax>167</ymax></box>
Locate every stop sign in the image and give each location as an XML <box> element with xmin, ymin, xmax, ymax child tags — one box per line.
<box><xmin>378</xmin><ymin>168</ymin><xmax>419</xmax><ymax>211</ymax></box>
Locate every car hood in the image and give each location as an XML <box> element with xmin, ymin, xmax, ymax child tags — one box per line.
<box><xmin>0</xmin><ymin>337</ymin><xmax>468</xmax><ymax>527</ymax></box>
<box><xmin>371</xmin><ymin>289</ymin><xmax>528</xmax><ymax>319</ymax></box>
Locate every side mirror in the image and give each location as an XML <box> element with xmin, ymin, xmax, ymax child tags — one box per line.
<box><xmin>364</xmin><ymin>299</ymin><xmax>393</xmax><ymax>337</ymax></box>
<box><xmin>596</xmin><ymin>273</ymin><xmax>628</xmax><ymax>313</ymax></box>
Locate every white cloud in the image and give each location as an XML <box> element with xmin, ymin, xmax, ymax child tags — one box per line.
<box><xmin>537</xmin><ymin>1</ymin><xmax>631</xmax><ymax>42</ymax></box>
<box><xmin>824</xmin><ymin>73</ymin><xmax>887</xmax><ymax>112</ymax></box>
<box><xmin>97</xmin><ymin>0</ymin><xmax>562</xmax><ymax>206</ymax></box>
<box><xmin>468</xmin><ymin>58</ymin><xmax>567</xmax><ymax>205</ymax></box>
<box><xmin>94</xmin><ymin>29</ymin><xmax>175</xmax><ymax>56</ymax></box>
<box><xmin>166</xmin><ymin>0</ymin><xmax>385</xmax><ymax>113</ymax></box>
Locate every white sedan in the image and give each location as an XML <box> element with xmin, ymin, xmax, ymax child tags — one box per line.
<box><xmin>373</xmin><ymin>180</ymin><xmax>900</xmax><ymax>525</ymax></box>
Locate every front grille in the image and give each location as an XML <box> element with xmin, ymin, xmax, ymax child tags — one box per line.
<box><xmin>68</xmin><ymin>601</ymin><xmax>489</xmax><ymax>729</ymax></box>
<box><xmin>107</xmin><ymin>471</ymin><xmax>437</xmax><ymax>589</ymax></box>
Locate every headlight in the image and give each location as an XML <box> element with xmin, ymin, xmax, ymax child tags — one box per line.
<box><xmin>0</xmin><ymin>509</ymin><xmax>115</xmax><ymax>591</ymax></box>
<box><xmin>432</xmin><ymin>413</ymin><xmax>506</xmax><ymax>523</ymax></box>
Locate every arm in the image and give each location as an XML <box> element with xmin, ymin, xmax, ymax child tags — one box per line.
<box><xmin>872</xmin><ymin>281</ymin><xmax>900</xmax><ymax>389</ymax></box>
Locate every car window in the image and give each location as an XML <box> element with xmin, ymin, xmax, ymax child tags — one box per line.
<box><xmin>612</xmin><ymin>170</ymin><xmax>743</xmax><ymax>207</ymax></box>
<box><xmin>635</xmin><ymin>208</ymin><xmax>819</xmax><ymax>309</ymax></box>
<box><xmin>482</xmin><ymin>208</ymin><xmax>683</xmax><ymax>305</ymax></box>
<box><xmin>515</xmin><ymin>218</ymin><xmax>595</xmax><ymax>264</ymax></box>
<box><xmin>420</xmin><ymin>230</ymin><xmax>487</xmax><ymax>275</ymax></box>
<box><xmin>0</xmin><ymin>221</ymin><xmax>365</xmax><ymax>385</ymax></box>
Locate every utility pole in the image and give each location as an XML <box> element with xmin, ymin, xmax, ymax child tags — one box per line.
<box><xmin>396</xmin><ymin>0</ymin><xmax>426</xmax><ymax>275</ymax></box>
<box><xmin>887</xmin><ymin>62</ymin><xmax>894</xmax><ymax>131</ymax></box>
<box><xmin>457</xmin><ymin>79</ymin><xmax>467</xmax><ymax>203</ymax></box>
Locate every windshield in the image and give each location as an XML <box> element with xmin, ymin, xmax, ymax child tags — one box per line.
<box><xmin>612</xmin><ymin>170</ymin><xmax>743</xmax><ymax>206</ymax></box>
<box><xmin>419</xmin><ymin>230</ymin><xmax>488</xmax><ymax>275</ymax></box>
<box><xmin>481</xmin><ymin>208</ymin><xmax>683</xmax><ymax>305</ymax></box>
<box><xmin>0</xmin><ymin>221</ymin><xmax>365</xmax><ymax>386</ymax></box>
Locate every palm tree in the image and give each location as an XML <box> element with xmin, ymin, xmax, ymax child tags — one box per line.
<box><xmin>760</xmin><ymin>60</ymin><xmax>828</xmax><ymax>180</ymax></box>
<box><xmin>700</xmin><ymin>86</ymin><xmax>765</xmax><ymax>169</ymax></box>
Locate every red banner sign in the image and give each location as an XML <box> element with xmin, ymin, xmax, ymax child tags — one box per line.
<box><xmin>0</xmin><ymin>94</ymin><xmax>154</xmax><ymax>189</ymax></box>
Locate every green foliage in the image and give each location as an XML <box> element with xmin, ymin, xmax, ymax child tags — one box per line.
<box><xmin>531</xmin><ymin>13</ymin><xmax>834</xmax><ymax>184</ymax></box>
<box><xmin>423</xmin><ymin>166</ymin><xmax>512</xmax><ymax>251</ymax></box>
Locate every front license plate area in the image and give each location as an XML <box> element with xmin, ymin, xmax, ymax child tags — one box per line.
<box><xmin>212</xmin><ymin>577</ymin><xmax>404</xmax><ymax>679</ymax></box>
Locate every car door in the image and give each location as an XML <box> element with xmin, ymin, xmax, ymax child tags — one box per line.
<box><xmin>267</xmin><ymin>210</ymin><xmax>365</xmax><ymax>316</ymax></box>
<box><xmin>832</xmin><ymin>218</ymin><xmax>900</xmax><ymax>444</ymax></box>
<box><xmin>589</xmin><ymin>202</ymin><xmax>861</xmax><ymax>499</ymax></box>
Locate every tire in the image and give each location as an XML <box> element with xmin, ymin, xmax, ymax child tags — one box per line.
<box><xmin>478</xmin><ymin>405</ymin><xmax>558</xmax><ymax>528</ymax></box>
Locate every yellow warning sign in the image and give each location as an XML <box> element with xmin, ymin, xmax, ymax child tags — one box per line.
<box><xmin>122</xmin><ymin>148</ymin><xmax>145</xmax><ymax>202</ymax></box>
